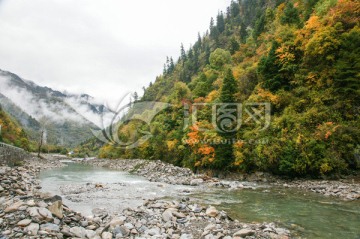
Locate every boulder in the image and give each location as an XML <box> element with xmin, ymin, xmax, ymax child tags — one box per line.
<box><xmin>205</xmin><ymin>206</ymin><xmax>218</xmax><ymax>217</ymax></box>
<box><xmin>26</xmin><ymin>223</ymin><xmax>40</xmax><ymax>236</ymax></box>
<box><xmin>4</xmin><ymin>200</ymin><xmax>23</xmax><ymax>213</ymax></box>
<box><xmin>48</xmin><ymin>200</ymin><xmax>63</xmax><ymax>219</ymax></box>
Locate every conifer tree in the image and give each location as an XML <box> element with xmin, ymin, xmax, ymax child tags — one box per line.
<box><xmin>217</xmin><ymin>12</ymin><xmax>225</xmax><ymax>33</ymax></box>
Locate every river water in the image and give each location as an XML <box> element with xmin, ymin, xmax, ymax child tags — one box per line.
<box><xmin>39</xmin><ymin>163</ymin><xmax>360</xmax><ymax>239</ymax></box>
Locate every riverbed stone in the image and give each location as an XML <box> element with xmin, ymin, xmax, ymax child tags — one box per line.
<box><xmin>162</xmin><ymin>208</ymin><xmax>174</xmax><ymax>222</ymax></box>
<box><xmin>205</xmin><ymin>206</ymin><xmax>218</xmax><ymax>217</ymax></box>
<box><xmin>38</xmin><ymin>207</ymin><xmax>53</xmax><ymax>221</ymax></box>
<box><xmin>147</xmin><ymin>227</ymin><xmax>160</xmax><ymax>236</ymax></box>
<box><xmin>0</xmin><ymin>158</ymin><xmax>294</xmax><ymax>239</ymax></box>
<box><xmin>17</xmin><ymin>218</ymin><xmax>32</xmax><ymax>226</ymax></box>
<box><xmin>85</xmin><ymin>229</ymin><xmax>97</xmax><ymax>239</ymax></box>
<box><xmin>190</xmin><ymin>178</ymin><xmax>204</xmax><ymax>186</ymax></box>
<box><xmin>40</xmin><ymin>223</ymin><xmax>60</xmax><ymax>233</ymax></box>
<box><xmin>26</xmin><ymin>223</ymin><xmax>40</xmax><ymax>236</ymax></box>
<box><xmin>48</xmin><ymin>200</ymin><xmax>63</xmax><ymax>219</ymax></box>
<box><xmin>102</xmin><ymin>231</ymin><xmax>112</xmax><ymax>239</ymax></box>
<box><xmin>4</xmin><ymin>200</ymin><xmax>23</xmax><ymax>213</ymax></box>
<box><xmin>109</xmin><ymin>217</ymin><xmax>125</xmax><ymax>228</ymax></box>
<box><xmin>70</xmin><ymin>226</ymin><xmax>87</xmax><ymax>238</ymax></box>
<box><xmin>233</xmin><ymin>228</ymin><xmax>255</xmax><ymax>237</ymax></box>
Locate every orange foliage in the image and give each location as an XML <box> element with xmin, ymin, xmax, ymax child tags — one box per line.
<box><xmin>193</xmin><ymin>97</ymin><xmax>205</xmax><ymax>103</ymax></box>
<box><xmin>315</xmin><ymin>122</ymin><xmax>339</xmax><ymax>140</ymax></box>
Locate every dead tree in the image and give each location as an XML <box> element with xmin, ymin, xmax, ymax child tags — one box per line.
<box><xmin>38</xmin><ymin>130</ymin><xmax>44</xmax><ymax>159</ymax></box>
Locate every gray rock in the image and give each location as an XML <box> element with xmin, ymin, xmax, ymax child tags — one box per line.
<box><xmin>162</xmin><ymin>209</ymin><xmax>174</xmax><ymax>222</ymax></box>
<box><xmin>40</xmin><ymin>223</ymin><xmax>60</xmax><ymax>233</ymax></box>
<box><xmin>70</xmin><ymin>226</ymin><xmax>87</xmax><ymax>238</ymax></box>
<box><xmin>26</xmin><ymin>223</ymin><xmax>40</xmax><ymax>236</ymax></box>
<box><xmin>38</xmin><ymin>207</ymin><xmax>53</xmax><ymax>221</ymax></box>
<box><xmin>109</xmin><ymin>217</ymin><xmax>125</xmax><ymax>229</ymax></box>
<box><xmin>124</xmin><ymin>222</ymin><xmax>134</xmax><ymax>230</ymax></box>
<box><xmin>190</xmin><ymin>178</ymin><xmax>204</xmax><ymax>186</ymax></box>
<box><xmin>86</xmin><ymin>229</ymin><xmax>97</xmax><ymax>239</ymax></box>
<box><xmin>180</xmin><ymin>234</ymin><xmax>193</xmax><ymax>239</ymax></box>
<box><xmin>17</xmin><ymin>219</ymin><xmax>32</xmax><ymax>227</ymax></box>
<box><xmin>233</xmin><ymin>229</ymin><xmax>255</xmax><ymax>237</ymax></box>
<box><xmin>147</xmin><ymin>227</ymin><xmax>160</xmax><ymax>236</ymax></box>
<box><xmin>119</xmin><ymin>226</ymin><xmax>130</xmax><ymax>237</ymax></box>
<box><xmin>102</xmin><ymin>231</ymin><xmax>112</xmax><ymax>239</ymax></box>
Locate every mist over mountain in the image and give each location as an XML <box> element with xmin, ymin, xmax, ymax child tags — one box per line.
<box><xmin>0</xmin><ymin>69</ymin><xmax>111</xmax><ymax>147</ymax></box>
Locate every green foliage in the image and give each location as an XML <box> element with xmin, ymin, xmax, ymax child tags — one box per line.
<box><xmin>220</xmin><ymin>69</ymin><xmax>237</xmax><ymax>102</ymax></box>
<box><xmin>280</xmin><ymin>2</ymin><xmax>301</xmax><ymax>26</ymax></box>
<box><xmin>333</xmin><ymin>26</ymin><xmax>360</xmax><ymax>99</ymax></box>
<box><xmin>96</xmin><ymin>0</ymin><xmax>360</xmax><ymax>178</ymax></box>
<box><xmin>209</xmin><ymin>48</ymin><xmax>232</xmax><ymax>70</ymax></box>
<box><xmin>258</xmin><ymin>41</ymin><xmax>284</xmax><ymax>91</ymax></box>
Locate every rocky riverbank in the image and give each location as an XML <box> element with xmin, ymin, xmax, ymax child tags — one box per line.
<box><xmin>0</xmin><ymin>157</ymin><xmax>292</xmax><ymax>239</ymax></box>
<box><xmin>84</xmin><ymin>159</ymin><xmax>360</xmax><ymax>201</ymax></box>
<box><xmin>272</xmin><ymin>179</ymin><xmax>360</xmax><ymax>201</ymax></box>
<box><xmin>83</xmin><ymin>159</ymin><xmax>251</xmax><ymax>189</ymax></box>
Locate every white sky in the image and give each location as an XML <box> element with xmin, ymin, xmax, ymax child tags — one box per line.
<box><xmin>0</xmin><ymin>0</ymin><xmax>231</xmax><ymax>103</ymax></box>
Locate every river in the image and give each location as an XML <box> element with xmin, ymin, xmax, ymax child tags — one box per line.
<box><xmin>39</xmin><ymin>163</ymin><xmax>360</xmax><ymax>239</ymax></box>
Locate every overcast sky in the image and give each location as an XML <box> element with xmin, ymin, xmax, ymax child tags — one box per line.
<box><xmin>0</xmin><ymin>0</ymin><xmax>231</xmax><ymax>103</ymax></box>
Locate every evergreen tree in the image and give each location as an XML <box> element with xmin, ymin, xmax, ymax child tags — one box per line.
<box><xmin>163</xmin><ymin>64</ymin><xmax>167</xmax><ymax>75</ymax></box>
<box><xmin>280</xmin><ymin>2</ymin><xmax>300</xmax><ymax>26</ymax></box>
<box><xmin>230</xmin><ymin>0</ymin><xmax>240</xmax><ymax>17</ymax></box>
<box><xmin>216</xmin><ymin>12</ymin><xmax>225</xmax><ymax>33</ymax></box>
<box><xmin>215</xmin><ymin>69</ymin><xmax>237</xmax><ymax>171</ymax></box>
<box><xmin>253</xmin><ymin>14</ymin><xmax>265</xmax><ymax>39</ymax></box>
<box><xmin>197</xmin><ymin>32</ymin><xmax>202</xmax><ymax>49</ymax></box>
<box><xmin>210</xmin><ymin>17</ymin><xmax>220</xmax><ymax>40</ymax></box>
<box><xmin>220</xmin><ymin>69</ymin><xmax>237</xmax><ymax>103</ymax></box>
<box><xmin>240</xmin><ymin>22</ymin><xmax>247</xmax><ymax>43</ymax></box>
<box><xmin>169</xmin><ymin>57</ymin><xmax>175</xmax><ymax>73</ymax></box>
<box><xmin>334</xmin><ymin>27</ymin><xmax>360</xmax><ymax>99</ymax></box>
<box><xmin>258</xmin><ymin>41</ymin><xmax>284</xmax><ymax>91</ymax></box>
<box><xmin>229</xmin><ymin>37</ymin><xmax>240</xmax><ymax>54</ymax></box>
<box><xmin>180</xmin><ymin>43</ymin><xmax>187</xmax><ymax>62</ymax></box>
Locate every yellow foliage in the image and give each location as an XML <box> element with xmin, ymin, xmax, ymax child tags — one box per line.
<box><xmin>166</xmin><ymin>140</ymin><xmax>178</xmax><ymax>151</ymax></box>
<box><xmin>320</xmin><ymin>163</ymin><xmax>333</xmax><ymax>174</ymax></box>
<box><xmin>205</xmin><ymin>90</ymin><xmax>219</xmax><ymax>103</ymax></box>
<box><xmin>249</xmin><ymin>87</ymin><xmax>280</xmax><ymax>105</ymax></box>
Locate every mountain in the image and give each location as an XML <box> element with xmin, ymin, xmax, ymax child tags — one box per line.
<box><xmin>0</xmin><ymin>69</ymin><xmax>110</xmax><ymax>147</ymax></box>
<box><xmin>98</xmin><ymin>0</ymin><xmax>360</xmax><ymax>177</ymax></box>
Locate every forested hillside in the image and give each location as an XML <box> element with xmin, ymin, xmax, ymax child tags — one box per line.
<box><xmin>98</xmin><ymin>0</ymin><xmax>360</xmax><ymax>177</ymax></box>
<box><xmin>0</xmin><ymin>104</ymin><xmax>31</xmax><ymax>150</ymax></box>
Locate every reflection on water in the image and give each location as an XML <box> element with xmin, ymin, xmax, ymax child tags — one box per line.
<box><xmin>40</xmin><ymin>163</ymin><xmax>360</xmax><ymax>239</ymax></box>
